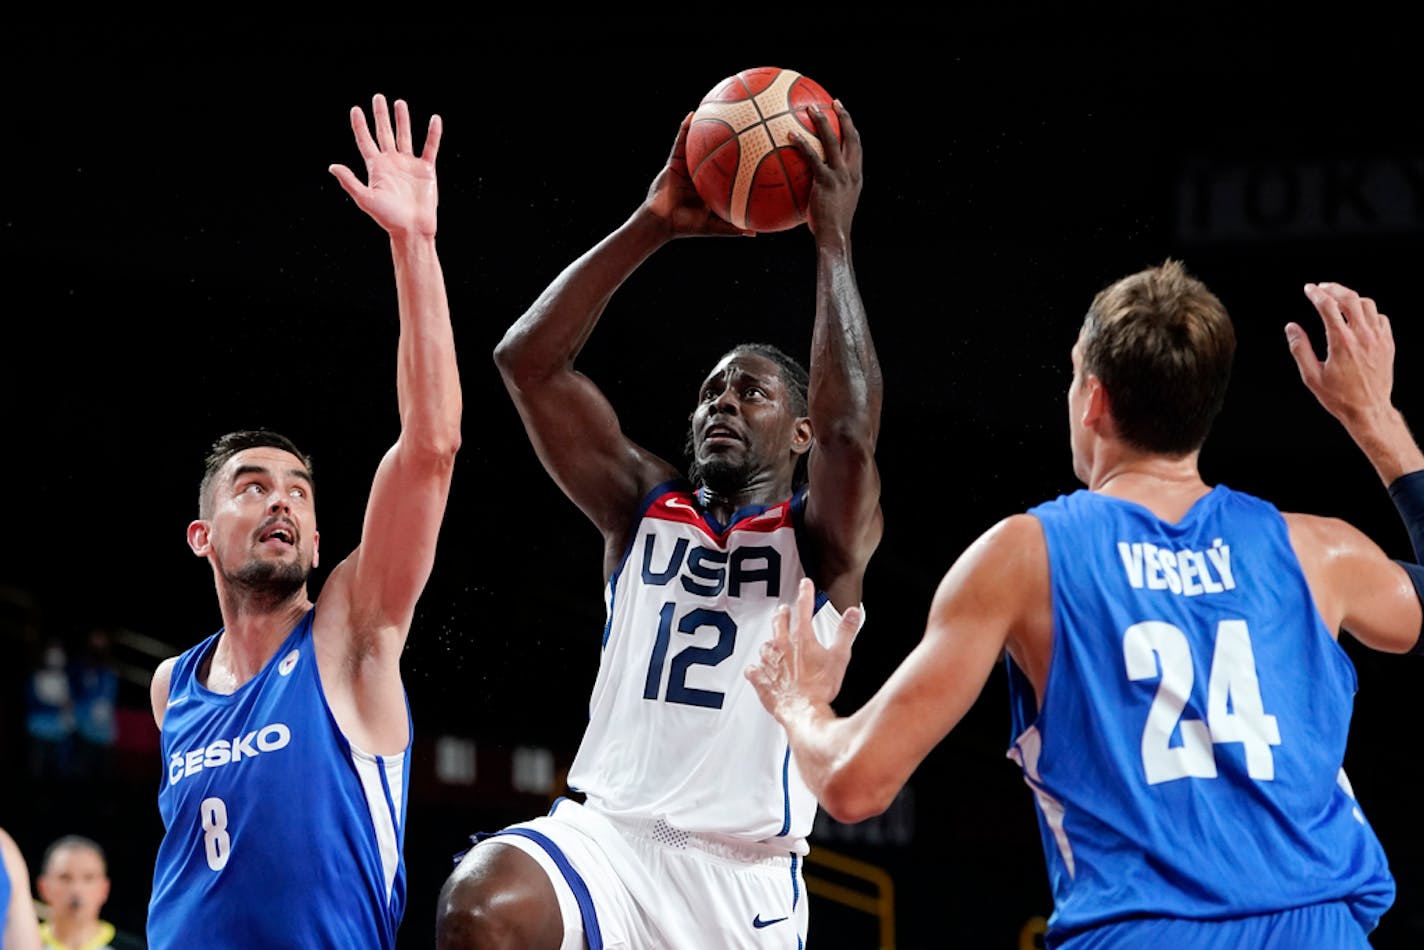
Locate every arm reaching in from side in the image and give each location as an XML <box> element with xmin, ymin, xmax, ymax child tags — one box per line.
<box><xmin>748</xmin><ymin>515</ymin><xmax>1045</xmax><ymax>822</ymax></box>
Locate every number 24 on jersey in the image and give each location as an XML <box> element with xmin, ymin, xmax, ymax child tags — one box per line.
<box><xmin>1124</xmin><ymin>619</ymin><xmax>1282</xmax><ymax>785</ymax></box>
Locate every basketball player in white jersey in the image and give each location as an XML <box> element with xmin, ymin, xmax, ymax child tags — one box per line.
<box><xmin>436</xmin><ymin>100</ymin><xmax>883</xmax><ymax>948</ymax></box>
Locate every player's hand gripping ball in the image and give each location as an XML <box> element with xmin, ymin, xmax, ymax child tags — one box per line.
<box><xmin>685</xmin><ymin>67</ymin><xmax>840</xmax><ymax>233</ymax></box>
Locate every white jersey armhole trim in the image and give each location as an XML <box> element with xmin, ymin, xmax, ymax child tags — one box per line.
<box><xmin>1007</xmin><ymin>724</ymin><xmax>1076</xmax><ymax>878</ymax></box>
<box><xmin>349</xmin><ymin>742</ymin><xmax>406</xmax><ymax>903</ymax></box>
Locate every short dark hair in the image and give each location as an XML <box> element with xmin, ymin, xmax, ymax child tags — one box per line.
<box><xmin>198</xmin><ymin>430</ymin><xmax>314</xmax><ymax>518</ymax></box>
<box><xmin>1081</xmin><ymin>259</ymin><xmax>1235</xmax><ymax>455</ymax></box>
<box><xmin>41</xmin><ymin>834</ymin><xmax>106</xmax><ymax>875</ymax></box>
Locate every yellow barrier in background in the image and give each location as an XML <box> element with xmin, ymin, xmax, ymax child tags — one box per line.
<box><xmin>805</xmin><ymin>846</ymin><xmax>896</xmax><ymax>949</ymax></box>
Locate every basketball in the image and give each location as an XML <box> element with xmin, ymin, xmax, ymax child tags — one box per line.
<box><xmin>685</xmin><ymin>67</ymin><xmax>840</xmax><ymax>233</ymax></box>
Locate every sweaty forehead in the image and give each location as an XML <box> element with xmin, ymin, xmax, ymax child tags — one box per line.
<box><xmin>700</xmin><ymin>352</ymin><xmax>782</xmax><ymax>389</ymax></box>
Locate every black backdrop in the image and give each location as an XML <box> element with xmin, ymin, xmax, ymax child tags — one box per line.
<box><xmin>4</xmin><ymin>11</ymin><xmax>1423</xmax><ymax>948</ymax></box>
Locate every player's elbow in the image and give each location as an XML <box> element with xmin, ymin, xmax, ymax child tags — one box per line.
<box><xmin>492</xmin><ymin>321</ymin><xmax>547</xmax><ymax>390</ymax></box>
<box><xmin>401</xmin><ymin>426</ymin><xmax>462</xmax><ymax>471</ymax></box>
<box><xmin>818</xmin><ymin>762</ymin><xmax>897</xmax><ymax>824</ymax></box>
<box><xmin>812</xmin><ymin>417</ymin><xmax>879</xmax><ymax>457</ymax></box>
<box><xmin>492</xmin><ymin>331</ymin><xmax>519</xmax><ymax>377</ymax></box>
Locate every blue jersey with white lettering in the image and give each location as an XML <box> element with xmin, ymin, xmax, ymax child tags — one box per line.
<box><xmin>1008</xmin><ymin>486</ymin><xmax>1394</xmax><ymax>942</ymax></box>
<box><xmin>147</xmin><ymin>609</ymin><xmax>409</xmax><ymax>949</ymax></box>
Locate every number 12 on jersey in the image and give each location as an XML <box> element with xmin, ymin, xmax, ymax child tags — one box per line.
<box><xmin>1123</xmin><ymin>619</ymin><xmax>1282</xmax><ymax>785</ymax></box>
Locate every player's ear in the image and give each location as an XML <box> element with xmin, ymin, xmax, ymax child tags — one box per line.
<box><xmin>187</xmin><ymin>520</ymin><xmax>212</xmax><ymax>557</ymax></box>
<box><xmin>1082</xmin><ymin>376</ymin><xmax>1111</xmax><ymax>430</ymax></box>
<box><xmin>790</xmin><ymin>417</ymin><xmax>813</xmax><ymax>457</ymax></box>
<box><xmin>312</xmin><ymin>530</ymin><xmax>320</xmax><ymax>569</ymax></box>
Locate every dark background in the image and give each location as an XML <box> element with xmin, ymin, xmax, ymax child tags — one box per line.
<box><xmin>4</xmin><ymin>10</ymin><xmax>1423</xmax><ymax>948</ymax></box>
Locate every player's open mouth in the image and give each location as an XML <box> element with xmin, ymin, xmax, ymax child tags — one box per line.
<box><xmin>704</xmin><ymin>425</ymin><xmax>741</xmax><ymax>444</ymax></box>
<box><xmin>259</xmin><ymin>525</ymin><xmax>296</xmax><ymax>545</ymax></box>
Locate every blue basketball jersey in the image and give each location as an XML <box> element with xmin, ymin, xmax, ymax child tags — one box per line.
<box><xmin>1008</xmin><ymin>486</ymin><xmax>1394</xmax><ymax>941</ymax></box>
<box><xmin>147</xmin><ymin>609</ymin><xmax>410</xmax><ymax>949</ymax></box>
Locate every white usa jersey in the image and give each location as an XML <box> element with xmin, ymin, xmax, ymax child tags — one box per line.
<box><xmin>567</xmin><ymin>480</ymin><xmax>859</xmax><ymax>854</ymax></box>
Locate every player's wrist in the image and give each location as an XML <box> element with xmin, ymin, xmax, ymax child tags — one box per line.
<box><xmin>388</xmin><ymin>229</ymin><xmax>438</xmax><ymax>256</ymax></box>
<box><xmin>814</xmin><ymin>230</ymin><xmax>853</xmax><ymax>258</ymax></box>
<box><xmin>1346</xmin><ymin>407</ymin><xmax>1423</xmax><ymax>483</ymax></box>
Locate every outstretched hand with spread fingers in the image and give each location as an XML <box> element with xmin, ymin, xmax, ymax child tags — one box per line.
<box><xmin>1287</xmin><ymin>282</ymin><xmax>1397</xmax><ymax>431</ymax></box>
<box><xmin>746</xmin><ymin>577</ymin><xmax>863</xmax><ymax>724</ymax></box>
<box><xmin>330</xmin><ymin>93</ymin><xmax>442</xmax><ymax>238</ymax></box>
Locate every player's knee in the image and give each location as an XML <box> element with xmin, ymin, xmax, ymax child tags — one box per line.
<box><xmin>435</xmin><ymin>872</ymin><xmax>509</xmax><ymax>950</ymax></box>
<box><xmin>435</xmin><ymin>848</ymin><xmax>561</xmax><ymax>950</ymax></box>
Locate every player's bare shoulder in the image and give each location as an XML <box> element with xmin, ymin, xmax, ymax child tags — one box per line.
<box><xmin>1281</xmin><ymin>510</ymin><xmax>1377</xmax><ymax>564</ymax></box>
<box><xmin>932</xmin><ymin>513</ymin><xmax>1049</xmax><ymax>626</ymax></box>
<box><xmin>977</xmin><ymin>512</ymin><xmax>1048</xmax><ymax>566</ymax></box>
<box><xmin>150</xmin><ymin>655</ymin><xmax>178</xmax><ymax>729</ymax></box>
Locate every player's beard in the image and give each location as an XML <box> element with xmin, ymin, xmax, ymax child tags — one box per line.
<box><xmin>691</xmin><ymin>453</ymin><xmax>755</xmax><ymax>496</ymax></box>
<box><xmin>224</xmin><ymin>557</ymin><xmax>309</xmax><ymax>609</ymax></box>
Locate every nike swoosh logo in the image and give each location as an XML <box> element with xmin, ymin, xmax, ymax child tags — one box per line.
<box><xmin>165</xmin><ymin>695</ymin><xmax>188</xmax><ymax>709</ymax></box>
<box><xmin>665</xmin><ymin>498</ymin><xmax>697</xmax><ymax>512</ymax></box>
<box><xmin>752</xmin><ymin>915</ymin><xmax>788</xmax><ymax>929</ymax></box>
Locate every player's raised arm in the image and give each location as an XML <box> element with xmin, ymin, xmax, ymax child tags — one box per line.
<box><xmin>1290</xmin><ymin>281</ymin><xmax>1424</xmax><ymax>562</ymax></box>
<box><xmin>323</xmin><ymin>94</ymin><xmax>461</xmax><ymax>658</ymax></box>
<box><xmin>1285</xmin><ymin>281</ymin><xmax>1424</xmax><ymax>654</ymax></box>
<box><xmin>794</xmin><ymin>101</ymin><xmax>884</xmax><ymax>607</ymax></box>
<box><xmin>494</xmin><ymin>114</ymin><xmax>748</xmax><ymax>559</ymax></box>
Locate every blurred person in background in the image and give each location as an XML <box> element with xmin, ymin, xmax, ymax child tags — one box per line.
<box><xmin>36</xmin><ymin>836</ymin><xmax>143</xmax><ymax>950</ymax></box>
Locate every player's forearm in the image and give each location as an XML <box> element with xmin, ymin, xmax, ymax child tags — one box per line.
<box><xmin>391</xmin><ymin>232</ymin><xmax>462</xmax><ymax>456</ymax></box>
<box><xmin>494</xmin><ymin>208</ymin><xmax>671</xmax><ymax>387</ymax></box>
<box><xmin>807</xmin><ymin>241</ymin><xmax>882</xmax><ymax>443</ymax></box>
<box><xmin>1342</xmin><ymin>406</ymin><xmax>1424</xmax><ymax>486</ymax></box>
<box><xmin>782</xmin><ymin>700</ymin><xmax>898</xmax><ymax>824</ymax></box>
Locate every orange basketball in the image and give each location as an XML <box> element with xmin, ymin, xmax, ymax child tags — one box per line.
<box><xmin>685</xmin><ymin>67</ymin><xmax>840</xmax><ymax>233</ymax></box>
